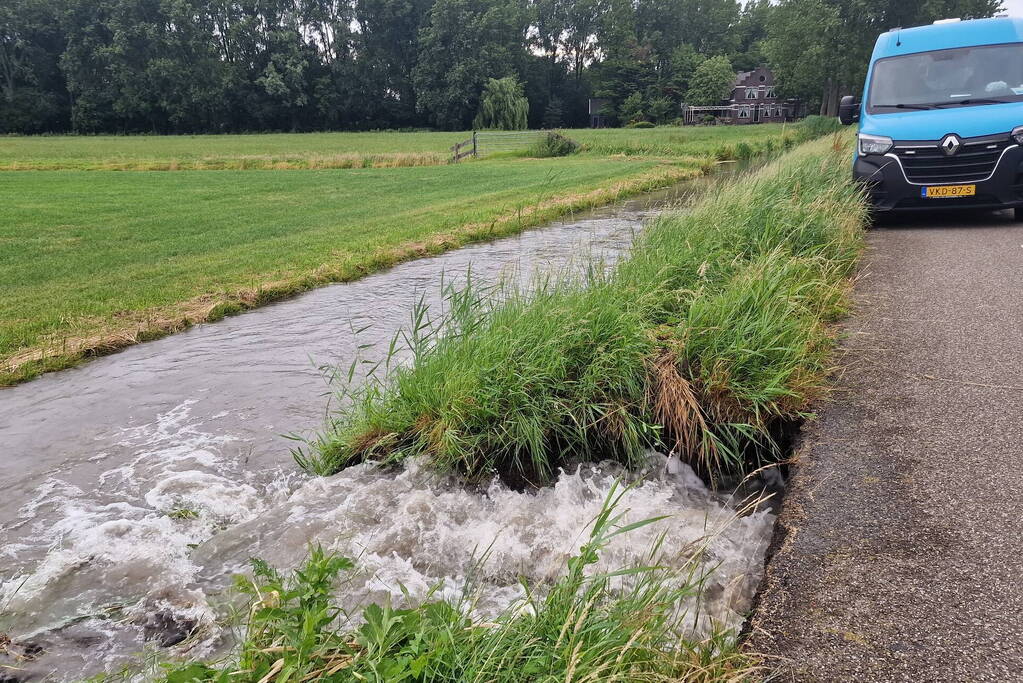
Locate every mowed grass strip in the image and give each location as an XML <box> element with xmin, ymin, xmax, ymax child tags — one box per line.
<box><xmin>300</xmin><ymin>133</ymin><xmax>865</xmax><ymax>484</ymax></box>
<box><xmin>1</xmin><ymin>156</ymin><xmax>697</xmax><ymax>383</ymax></box>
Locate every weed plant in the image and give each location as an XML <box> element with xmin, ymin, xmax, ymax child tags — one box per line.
<box><xmin>297</xmin><ymin>135</ymin><xmax>865</xmax><ymax>483</ymax></box>
<box><xmin>527</xmin><ymin>132</ymin><xmax>580</xmax><ymax>158</ymax></box>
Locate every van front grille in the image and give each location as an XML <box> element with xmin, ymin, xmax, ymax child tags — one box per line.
<box><xmin>892</xmin><ymin>136</ymin><xmax>1012</xmax><ymax>184</ymax></box>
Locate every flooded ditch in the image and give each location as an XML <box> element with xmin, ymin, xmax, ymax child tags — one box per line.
<box><xmin>0</xmin><ymin>165</ymin><xmax>780</xmax><ymax>680</ymax></box>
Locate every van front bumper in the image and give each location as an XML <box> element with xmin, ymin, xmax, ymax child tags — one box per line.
<box><xmin>853</xmin><ymin>145</ymin><xmax>1023</xmax><ymax>212</ymax></box>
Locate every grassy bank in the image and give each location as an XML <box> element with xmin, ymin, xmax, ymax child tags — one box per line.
<box><xmin>299</xmin><ymin>133</ymin><xmax>865</xmax><ymax>484</ymax></box>
<box><xmin>151</xmin><ymin>488</ymin><xmax>757</xmax><ymax>683</ymax></box>
<box><xmin>1</xmin><ymin>121</ymin><xmax>838</xmax><ymax>386</ymax></box>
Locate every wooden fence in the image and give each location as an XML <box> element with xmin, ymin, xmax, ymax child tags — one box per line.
<box><xmin>451</xmin><ymin>133</ymin><xmax>477</xmax><ymax>162</ymax></box>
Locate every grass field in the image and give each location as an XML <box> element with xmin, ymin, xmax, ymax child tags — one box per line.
<box><xmin>0</xmin><ymin>124</ymin><xmax>794</xmax><ymax>170</ymax></box>
<box><xmin>0</xmin><ymin>121</ymin><xmax>837</xmax><ymax>385</ymax></box>
<box><xmin>0</xmin><ymin>131</ymin><xmax>464</xmax><ymax>170</ymax></box>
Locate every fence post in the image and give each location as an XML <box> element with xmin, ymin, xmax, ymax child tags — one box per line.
<box><xmin>472</xmin><ymin>131</ymin><xmax>478</xmax><ymax>158</ymax></box>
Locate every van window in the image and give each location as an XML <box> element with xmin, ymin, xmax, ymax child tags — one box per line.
<box><xmin>868</xmin><ymin>43</ymin><xmax>1023</xmax><ymax>113</ymax></box>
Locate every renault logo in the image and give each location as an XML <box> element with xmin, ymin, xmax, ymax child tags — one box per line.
<box><xmin>940</xmin><ymin>134</ymin><xmax>961</xmax><ymax>156</ymax></box>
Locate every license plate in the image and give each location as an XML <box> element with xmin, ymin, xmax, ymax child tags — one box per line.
<box><xmin>921</xmin><ymin>184</ymin><xmax>976</xmax><ymax>198</ymax></box>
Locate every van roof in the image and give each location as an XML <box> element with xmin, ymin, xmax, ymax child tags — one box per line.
<box><xmin>874</xmin><ymin>17</ymin><xmax>1023</xmax><ymax>59</ymax></box>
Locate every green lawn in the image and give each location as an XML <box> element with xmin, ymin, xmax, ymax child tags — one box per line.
<box><xmin>0</xmin><ymin>124</ymin><xmax>796</xmax><ymax>170</ymax></box>
<box><xmin>0</xmin><ymin>123</ymin><xmax>820</xmax><ymax>384</ymax></box>
<box><xmin>0</xmin><ymin>131</ymin><xmax>468</xmax><ymax>170</ymax></box>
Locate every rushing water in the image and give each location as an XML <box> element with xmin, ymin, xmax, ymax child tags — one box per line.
<box><xmin>0</xmin><ymin>172</ymin><xmax>776</xmax><ymax>680</ymax></box>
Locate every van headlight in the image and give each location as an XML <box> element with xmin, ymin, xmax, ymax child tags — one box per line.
<box><xmin>858</xmin><ymin>133</ymin><xmax>893</xmax><ymax>156</ymax></box>
<box><xmin>1012</xmin><ymin>126</ymin><xmax>1023</xmax><ymax>145</ymax></box>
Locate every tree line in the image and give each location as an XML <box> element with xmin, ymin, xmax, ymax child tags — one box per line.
<box><xmin>0</xmin><ymin>0</ymin><xmax>1001</xmax><ymax>135</ymax></box>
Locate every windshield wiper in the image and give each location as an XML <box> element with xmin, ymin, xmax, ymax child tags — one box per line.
<box><xmin>872</xmin><ymin>103</ymin><xmax>932</xmax><ymax>110</ymax></box>
<box><xmin>933</xmin><ymin>98</ymin><xmax>1009</xmax><ymax>108</ymax></box>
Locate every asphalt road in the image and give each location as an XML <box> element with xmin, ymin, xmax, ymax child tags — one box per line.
<box><xmin>747</xmin><ymin>210</ymin><xmax>1023</xmax><ymax>681</ymax></box>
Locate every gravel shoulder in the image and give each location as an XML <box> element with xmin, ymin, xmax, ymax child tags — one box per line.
<box><xmin>747</xmin><ymin>211</ymin><xmax>1023</xmax><ymax>682</ymax></box>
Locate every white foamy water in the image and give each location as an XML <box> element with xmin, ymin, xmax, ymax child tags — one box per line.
<box><xmin>1</xmin><ymin>400</ymin><xmax>774</xmax><ymax>680</ymax></box>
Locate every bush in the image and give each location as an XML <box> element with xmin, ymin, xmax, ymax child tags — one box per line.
<box><xmin>527</xmin><ymin>131</ymin><xmax>579</xmax><ymax>158</ymax></box>
<box><xmin>625</xmin><ymin>120</ymin><xmax>656</xmax><ymax>129</ymax></box>
<box><xmin>299</xmin><ymin>137</ymin><xmax>867</xmax><ymax>484</ymax></box>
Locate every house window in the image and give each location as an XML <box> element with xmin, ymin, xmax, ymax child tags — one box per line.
<box><xmin>738</xmin><ymin>105</ymin><xmax>751</xmax><ymax>118</ymax></box>
<box><xmin>745</xmin><ymin>87</ymin><xmax>758</xmax><ymax>99</ymax></box>
<box><xmin>764</xmin><ymin>87</ymin><xmax>776</xmax><ymax>99</ymax></box>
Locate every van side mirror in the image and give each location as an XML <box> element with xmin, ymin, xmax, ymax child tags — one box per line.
<box><xmin>838</xmin><ymin>95</ymin><xmax>861</xmax><ymax>125</ymax></box>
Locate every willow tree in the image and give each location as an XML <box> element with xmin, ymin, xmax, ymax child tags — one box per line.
<box><xmin>473</xmin><ymin>76</ymin><xmax>529</xmax><ymax>130</ymax></box>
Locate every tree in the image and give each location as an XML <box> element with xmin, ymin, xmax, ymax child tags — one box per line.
<box><xmin>349</xmin><ymin>0</ymin><xmax>433</xmax><ymax>127</ymax></box>
<box><xmin>474</xmin><ymin>76</ymin><xmax>529</xmax><ymax>129</ymax></box>
<box><xmin>619</xmin><ymin>91</ymin><xmax>645</xmax><ymax>123</ymax></box>
<box><xmin>648</xmin><ymin>96</ymin><xmax>674</xmax><ymax>124</ymax></box>
<box><xmin>413</xmin><ymin>0</ymin><xmax>530</xmax><ymax>130</ymax></box>
<box><xmin>686</xmin><ymin>55</ymin><xmax>734</xmax><ymax>105</ymax></box>
<box><xmin>731</xmin><ymin>0</ymin><xmax>773</xmax><ymax>71</ymax></box>
<box><xmin>542</xmin><ymin>96</ymin><xmax>564</xmax><ymax>128</ymax></box>
<box><xmin>0</xmin><ymin>0</ymin><xmax>68</xmax><ymax>133</ymax></box>
<box><xmin>635</xmin><ymin>0</ymin><xmax>740</xmax><ymax>60</ymax></box>
<box><xmin>765</xmin><ymin>0</ymin><xmax>1001</xmax><ymax>115</ymax></box>
<box><xmin>562</xmin><ymin>0</ymin><xmax>602</xmax><ymax>82</ymax></box>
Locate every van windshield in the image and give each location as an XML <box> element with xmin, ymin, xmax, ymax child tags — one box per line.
<box><xmin>868</xmin><ymin>43</ymin><xmax>1023</xmax><ymax>113</ymax></box>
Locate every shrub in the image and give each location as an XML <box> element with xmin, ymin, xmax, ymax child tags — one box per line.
<box><xmin>527</xmin><ymin>131</ymin><xmax>579</xmax><ymax>158</ymax></box>
<box><xmin>625</xmin><ymin>120</ymin><xmax>656</xmax><ymax>129</ymax></box>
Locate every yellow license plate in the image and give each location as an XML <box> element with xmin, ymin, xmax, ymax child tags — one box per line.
<box><xmin>922</xmin><ymin>184</ymin><xmax>976</xmax><ymax>198</ymax></box>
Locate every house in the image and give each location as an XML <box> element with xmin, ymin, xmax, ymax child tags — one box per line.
<box><xmin>682</xmin><ymin>66</ymin><xmax>802</xmax><ymax>125</ymax></box>
<box><xmin>588</xmin><ymin>98</ymin><xmax>611</xmax><ymax>128</ymax></box>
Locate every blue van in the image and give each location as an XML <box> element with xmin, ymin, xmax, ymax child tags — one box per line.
<box><xmin>839</xmin><ymin>17</ymin><xmax>1023</xmax><ymax>219</ymax></box>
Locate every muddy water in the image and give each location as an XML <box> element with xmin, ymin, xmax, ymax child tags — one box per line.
<box><xmin>0</xmin><ymin>170</ymin><xmax>775</xmax><ymax>680</ymax></box>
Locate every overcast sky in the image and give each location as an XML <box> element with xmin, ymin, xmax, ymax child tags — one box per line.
<box><xmin>1001</xmin><ymin>0</ymin><xmax>1023</xmax><ymax>14</ymax></box>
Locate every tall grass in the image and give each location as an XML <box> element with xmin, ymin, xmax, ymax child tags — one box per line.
<box><xmin>155</xmin><ymin>485</ymin><xmax>758</xmax><ymax>683</ymax></box>
<box><xmin>296</xmin><ymin>133</ymin><xmax>864</xmax><ymax>484</ymax></box>
<box><xmin>574</xmin><ymin>116</ymin><xmax>841</xmax><ymax>161</ymax></box>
